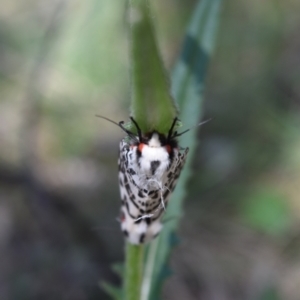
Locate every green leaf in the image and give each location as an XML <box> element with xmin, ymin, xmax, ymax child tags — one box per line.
<box><xmin>111</xmin><ymin>263</ymin><xmax>124</xmax><ymax>279</ymax></box>
<box><xmin>100</xmin><ymin>281</ymin><xmax>122</xmax><ymax>300</ymax></box>
<box><xmin>129</xmin><ymin>0</ymin><xmax>177</xmax><ymax>134</ymax></box>
<box><xmin>142</xmin><ymin>0</ymin><xmax>223</xmax><ymax>299</ymax></box>
<box><xmin>259</xmin><ymin>286</ymin><xmax>281</xmax><ymax>300</ymax></box>
<box><xmin>240</xmin><ymin>188</ymin><xmax>290</xmax><ymax>236</ymax></box>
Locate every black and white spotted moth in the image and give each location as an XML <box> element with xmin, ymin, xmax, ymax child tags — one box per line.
<box><xmin>98</xmin><ymin>115</ymin><xmax>190</xmax><ymax>244</ymax></box>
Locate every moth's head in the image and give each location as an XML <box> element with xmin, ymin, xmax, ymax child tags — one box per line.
<box><xmin>136</xmin><ymin>131</ymin><xmax>177</xmax><ymax>156</ymax></box>
<box><xmin>96</xmin><ymin>115</ymin><xmax>210</xmax><ymax>153</ymax></box>
<box><xmin>147</xmin><ymin>132</ymin><xmax>161</xmax><ymax>147</ymax></box>
<box><xmin>142</xmin><ymin>131</ymin><xmax>168</xmax><ymax>146</ymax></box>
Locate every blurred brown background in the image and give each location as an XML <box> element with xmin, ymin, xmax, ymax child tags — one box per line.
<box><xmin>1</xmin><ymin>0</ymin><xmax>300</xmax><ymax>299</ymax></box>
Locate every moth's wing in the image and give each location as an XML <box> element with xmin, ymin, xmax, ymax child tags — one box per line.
<box><xmin>162</xmin><ymin>147</ymin><xmax>189</xmax><ymax>203</ymax></box>
<box><xmin>118</xmin><ymin>140</ymin><xmax>141</xmax><ymax>219</ymax></box>
<box><xmin>118</xmin><ymin>141</ymin><xmax>162</xmax><ymax>244</ymax></box>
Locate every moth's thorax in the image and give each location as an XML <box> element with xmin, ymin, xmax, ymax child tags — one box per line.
<box><xmin>139</xmin><ymin>134</ymin><xmax>171</xmax><ymax>178</ymax></box>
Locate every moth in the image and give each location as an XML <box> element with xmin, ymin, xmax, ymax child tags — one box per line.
<box><xmin>97</xmin><ymin>115</ymin><xmax>193</xmax><ymax>244</ymax></box>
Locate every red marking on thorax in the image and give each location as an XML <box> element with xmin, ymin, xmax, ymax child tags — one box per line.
<box><xmin>138</xmin><ymin>143</ymin><xmax>145</xmax><ymax>152</ymax></box>
<box><xmin>165</xmin><ymin>145</ymin><xmax>172</xmax><ymax>153</ymax></box>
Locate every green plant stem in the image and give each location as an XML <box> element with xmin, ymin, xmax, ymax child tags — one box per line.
<box><xmin>124</xmin><ymin>242</ymin><xmax>144</xmax><ymax>300</ymax></box>
<box><xmin>141</xmin><ymin>238</ymin><xmax>158</xmax><ymax>300</ymax></box>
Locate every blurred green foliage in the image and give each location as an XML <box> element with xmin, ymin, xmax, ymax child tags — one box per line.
<box><xmin>146</xmin><ymin>1</ymin><xmax>222</xmax><ymax>299</ymax></box>
<box><xmin>240</xmin><ymin>188</ymin><xmax>290</xmax><ymax>236</ymax></box>
<box><xmin>1</xmin><ymin>0</ymin><xmax>300</xmax><ymax>299</ymax></box>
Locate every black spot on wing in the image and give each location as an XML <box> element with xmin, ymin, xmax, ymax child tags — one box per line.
<box><xmin>125</xmin><ymin>201</ymin><xmax>137</xmax><ymax>219</ymax></box>
<box><xmin>139</xmin><ymin>233</ymin><xmax>146</xmax><ymax>244</ymax></box>
<box><xmin>138</xmin><ymin>190</ymin><xmax>144</xmax><ymax>198</ymax></box>
<box><xmin>167</xmin><ymin>171</ymin><xmax>174</xmax><ymax>178</ymax></box>
<box><xmin>151</xmin><ymin>209</ymin><xmax>164</xmax><ymax>221</ymax></box>
<box><xmin>134</xmin><ymin>218</ymin><xmax>142</xmax><ymax>224</ymax></box>
<box><xmin>150</xmin><ymin>160</ymin><xmax>161</xmax><ymax>175</ymax></box>
<box><xmin>163</xmin><ymin>189</ymin><xmax>170</xmax><ymax>199</ymax></box>
<box><xmin>128</xmin><ymin>168</ymin><xmax>136</xmax><ymax>175</ymax></box>
<box><xmin>149</xmin><ymin>202</ymin><xmax>161</xmax><ymax>212</ymax></box>
<box><xmin>146</xmin><ymin>202</ymin><xmax>160</xmax><ymax>214</ymax></box>
<box><xmin>174</xmin><ymin>171</ymin><xmax>181</xmax><ymax>180</ymax></box>
<box><xmin>151</xmin><ymin>191</ymin><xmax>159</xmax><ymax>200</ymax></box>
<box><xmin>126</xmin><ymin>188</ymin><xmax>140</xmax><ymax>210</ymax></box>
<box><xmin>125</xmin><ymin>183</ymin><xmax>131</xmax><ymax>194</ymax></box>
<box><xmin>124</xmin><ymin>196</ymin><xmax>141</xmax><ymax>219</ymax></box>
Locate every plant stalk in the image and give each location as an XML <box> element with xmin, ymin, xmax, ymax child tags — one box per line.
<box><xmin>124</xmin><ymin>242</ymin><xmax>144</xmax><ymax>300</ymax></box>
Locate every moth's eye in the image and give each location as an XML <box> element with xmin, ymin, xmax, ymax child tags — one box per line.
<box><xmin>138</xmin><ymin>143</ymin><xmax>145</xmax><ymax>152</ymax></box>
<box><xmin>165</xmin><ymin>145</ymin><xmax>172</xmax><ymax>153</ymax></box>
